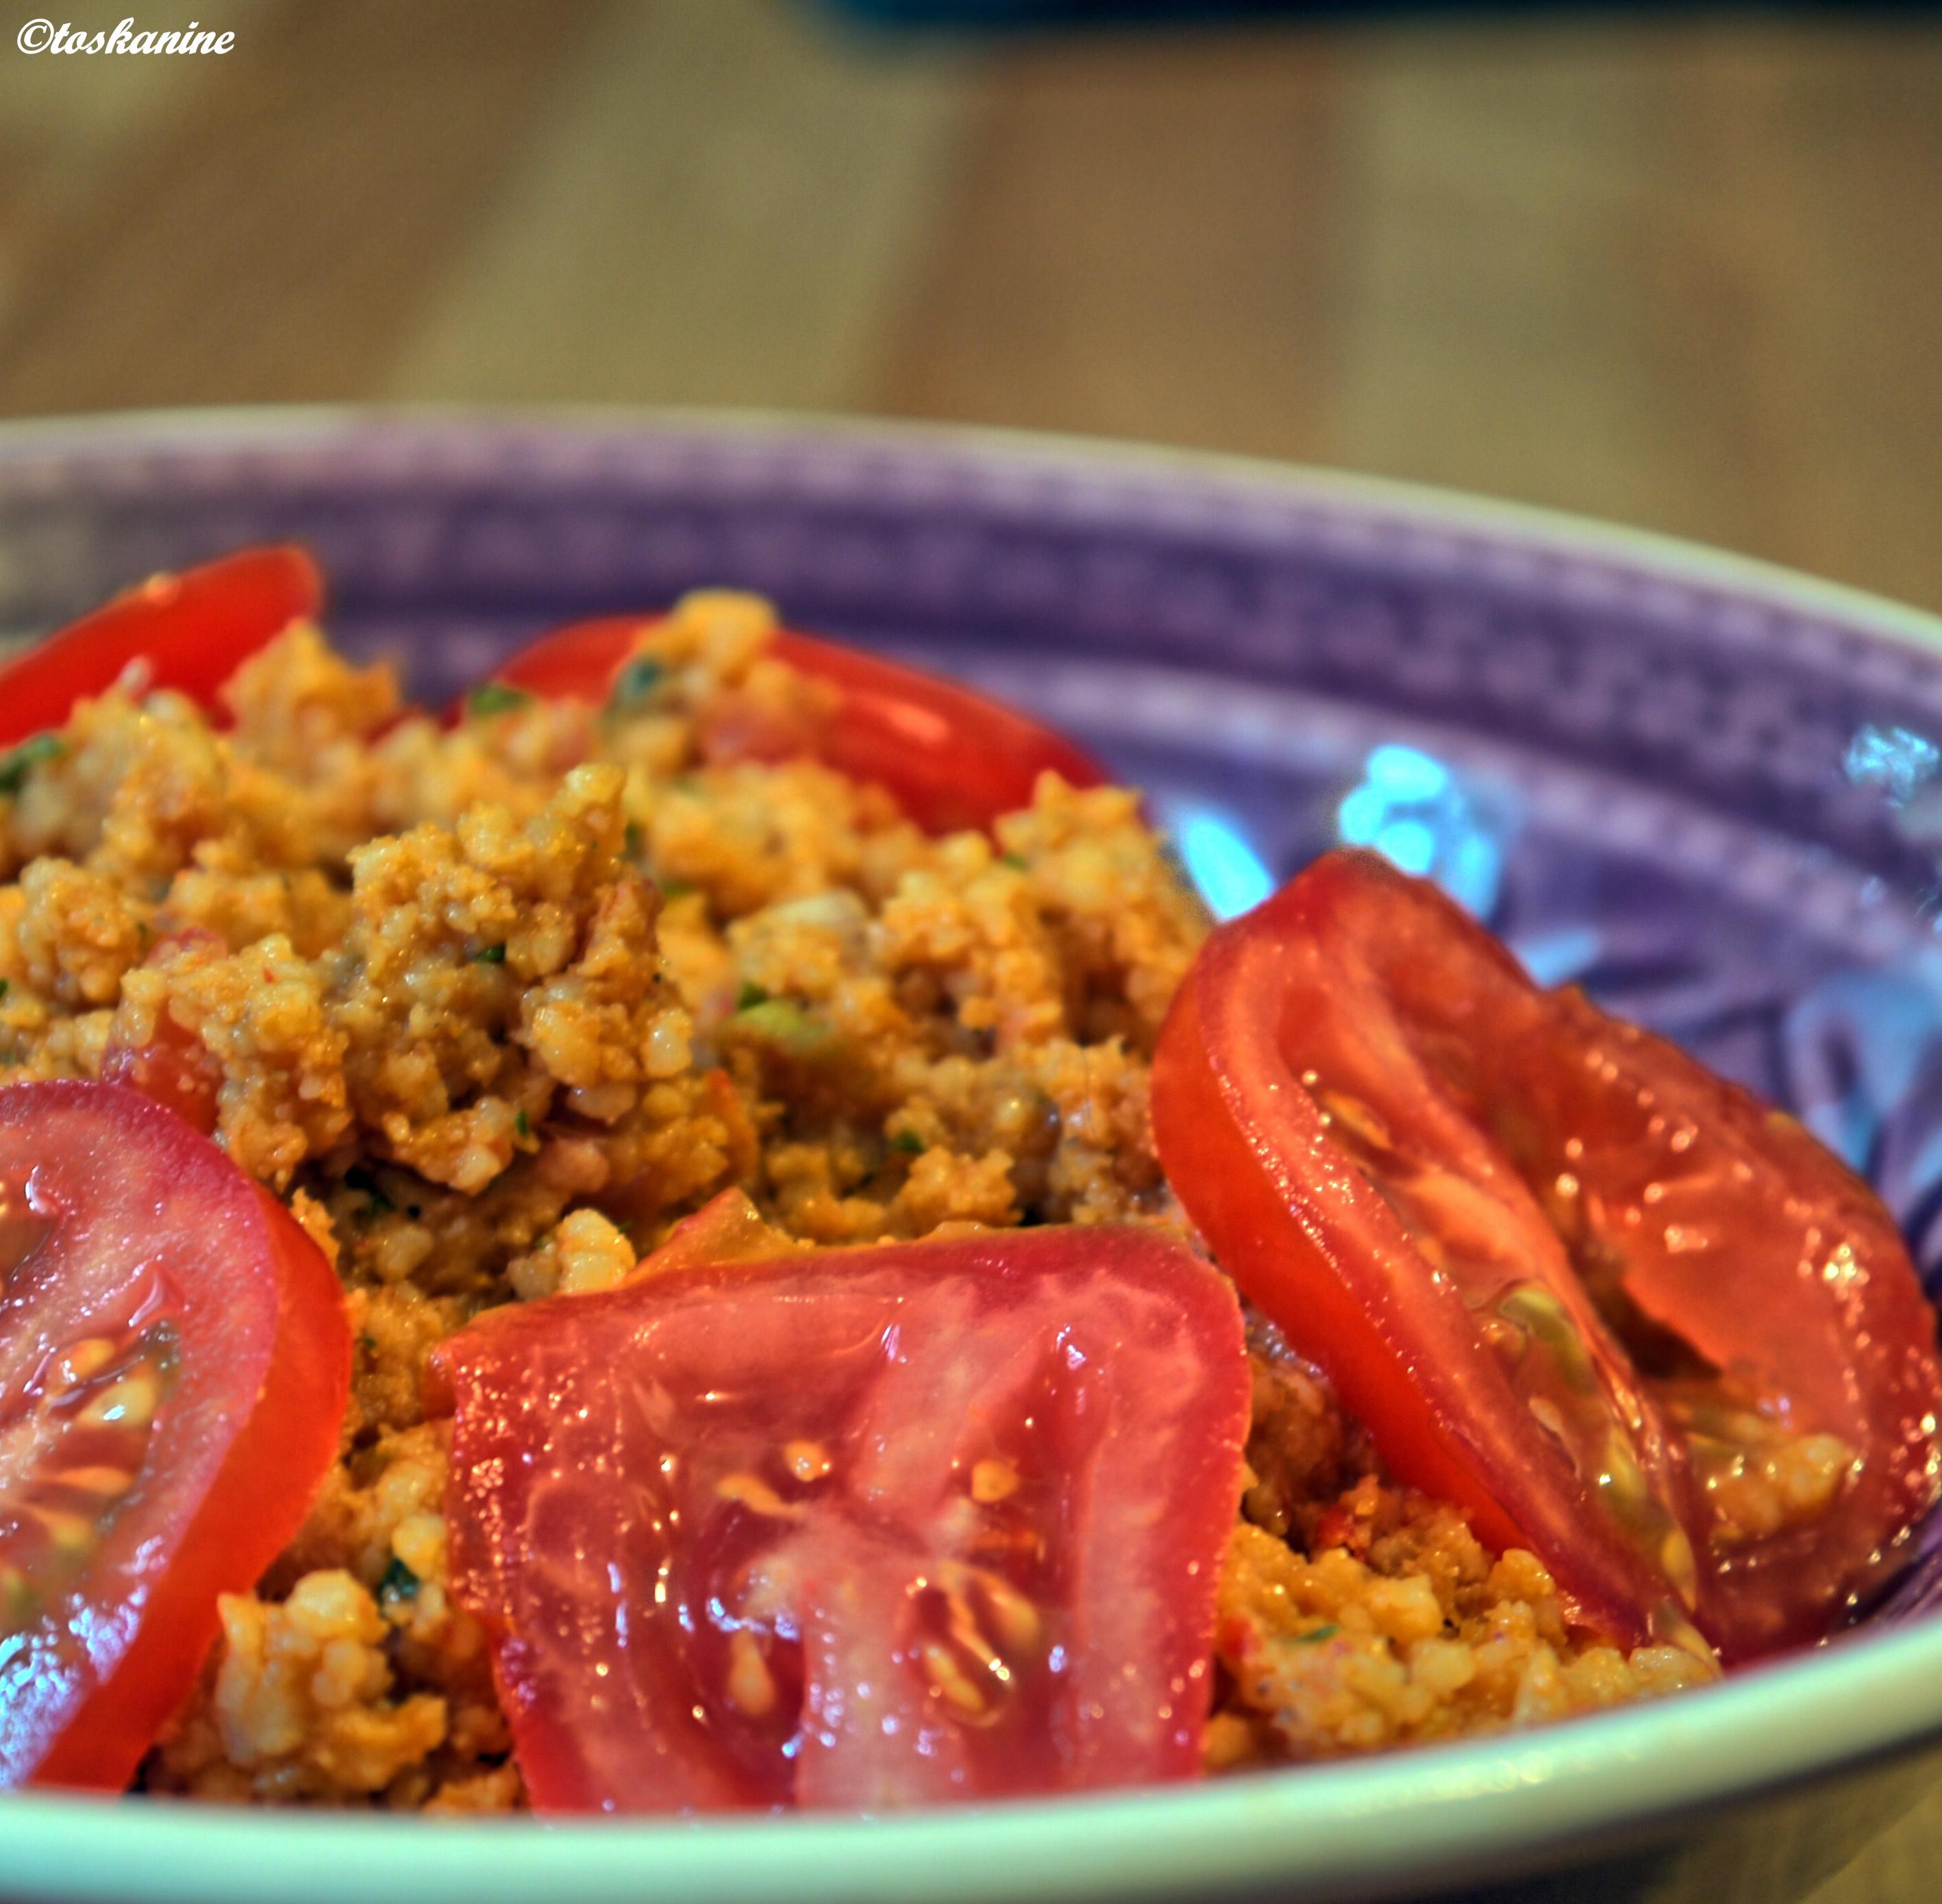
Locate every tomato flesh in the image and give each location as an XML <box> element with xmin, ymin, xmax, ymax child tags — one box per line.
<box><xmin>100</xmin><ymin>1015</ymin><xmax>222</xmax><ymax>1138</ymax></box>
<box><xmin>0</xmin><ymin>547</ymin><xmax>321</xmax><ymax>750</ymax></box>
<box><xmin>1152</xmin><ymin>850</ymin><xmax>1942</xmax><ymax>1661</ymax></box>
<box><xmin>0</xmin><ymin>1081</ymin><xmax>349</xmax><ymax>1788</ymax></box>
<box><xmin>488</xmin><ymin>615</ymin><xmax>1108</xmax><ymax>834</ymax></box>
<box><xmin>433</xmin><ymin>1225</ymin><xmax>1247</xmax><ymax>1812</ymax></box>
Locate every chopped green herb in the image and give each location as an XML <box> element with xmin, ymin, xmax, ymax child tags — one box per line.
<box><xmin>730</xmin><ymin>993</ymin><xmax>843</xmax><ymax>1071</ymax></box>
<box><xmin>1295</xmin><ymin>1623</ymin><xmax>1339</xmax><ymax>1646</ymax></box>
<box><xmin>379</xmin><ymin>1556</ymin><xmax>421</xmax><ymax>1602</ymax></box>
<box><xmin>0</xmin><ymin>733</ymin><xmax>64</xmax><ymax>796</ymax></box>
<box><xmin>344</xmin><ymin>1165</ymin><xmax>395</xmax><ymax>1220</ymax></box>
<box><xmin>357</xmin><ymin>1332</ymin><xmax>378</xmax><ymax>1355</ymax></box>
<box><xmin>466</xmin><ymin>682</ymin><xmax>533</xmax><ymax>719</ymax></box>
<box><xmin>514</xmin><ymin>1108</ymin><xmax>531</xmax><ymax>1138</ymax></box>
<box><xmin>1000</xmin><ymin>851</ymin><xmax>1028</xmax><ymax>871</ymax></box>
<box><xmin>623</xmin><ymin>821</ymin><xmax>644</xmax><ymax>857</ymax></box>
<box><xmin>891</xmin><ymin>1129</ymin><xmax>925</xmax><ymax>1156</ymax></box>
<box><xmin>736</xmin><ymin>981</ymin><xmax>771</xmax><ymax>1011</ymax></box>
<box><xmin>0</xmin><ymin>979</ymin><xmax>10</xmax><ymax>1003</ymax></box>
<box><xmin>473</xmin><ymin>943</ymin><xmax>508</xmax><ymax>966</ymax></box>
<box><xmin>608</xmin><ymin>654</ymin><xmax>666</xmax><ymax>710</ymax></box>
<box><xmin>657</xmin><ymin>877</ymin><xmax>697</xmax><ymax>899</ymax></box>
<box><xmin>727</xmin><ymin>998</ymin><xmax>844</xmax><ymax>1063</ymax></box>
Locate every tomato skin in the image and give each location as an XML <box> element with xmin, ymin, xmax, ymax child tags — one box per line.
<box><xmin>1512</xmin><ymin>988</ymin><xmax>1942</xmax><ymax>1653</ymax></box>
<box><xmin>1155</xmin><ymin>949</ymin><xmax>1691</xmax><ymax>1651</ymax></box>
<box><xmin>434</xmin><ymin>1225</ymin><xmax>1247</xmax><ymax>1813</ymax></box>
<box><xmin>0</xmin><ymin>1081</ymin><xmax>349</xmax><ymax>1790</ymax></box>
<box><xmin>99</xmin><ymin>1016</ymin><xmax>222</xmax><ymax>1137</ymax></box>
<box><xmin>1153</xmin><ymin>850</ymin><xmax>1942</xmax><ymax>1661</ymax></box>
<box><xmin>489</xmin><ymin>615</ymin><xmax>1108</xmax><ymax>833</ymax></box>
<box><xmin>0</xmin><ymin>548</ymin><xmax>321</xmax><ymax>750</ymax></box>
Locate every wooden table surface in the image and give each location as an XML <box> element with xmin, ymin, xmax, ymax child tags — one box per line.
<box><xmin>6</xmin><ymin>3</ymin><xmax>1942</xmax><ymax>1896</ymax></box>
<box><xmin>4</xmin><ymin>0</ymin><xmax>1941</xmax><ymax>614</ymax></box>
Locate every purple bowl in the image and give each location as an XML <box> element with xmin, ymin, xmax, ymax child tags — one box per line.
<box><xmin>1</xmin><ymin>410</ymin><xmax>1939</xmax><ymax>1904</ymax></box>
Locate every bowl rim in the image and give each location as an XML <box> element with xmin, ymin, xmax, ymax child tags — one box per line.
<box><xmin>3</xmin><ymin>401</ymin><xmax>1942</xmax><ymax>660</ymax></box>
<box><xmin>2</xmin><ymin>404</ymin><xmax>1942</xmax><ymax>1904</ymax></box>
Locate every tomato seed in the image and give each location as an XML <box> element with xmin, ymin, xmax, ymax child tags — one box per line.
<box><xmin>919</xmin><ymin>1639</ymin><xmax>989</xmax><ymax>1718</ymax></box>
<box><xmin>973</xmin><ymin>1573</ymin><xmax>1042</xmax><ymax>1655</ymax></box>
<box><xmin>52</xmin><ymin>1464</ymin><xmax>134</xmax><ymax>1499</ymax></box>
<box><xmin>715</xmin><ymin>1472</ymin><xmax>804</xmax><ymax>1520</ymax></box>
<box><xmin>78</xmin><ymin>1375</ymin><xmax>159</xmax><ymax>1429</ymax></box>
<box><xmin>781</xmin><ymin>1440</ymin><xmax>832</xmax><ymax>1483</ymax></box>
<box><xmin>969</xmin><ymin>1458</ymin><xmax>1019</xmax><ymax>1504</ymax></box>
<box><xmin>56</xmin><ymin>1338</ymin><xmax>118</xmax><ymax>1386</ymax></box>
<box><xmin>0</xmin><ymin>1563</ymin><xmax>34</xmax><ymax>1627</ymax></box>
<box><xmin>26</xmin><ymin>1504</ymin><xmax>94</xmax><ymax>1557</ymax></box>
<box><xmin>724</xmin><ymin>1628</ymin><xmax>778</xmax><ymax>1718</ymax></box>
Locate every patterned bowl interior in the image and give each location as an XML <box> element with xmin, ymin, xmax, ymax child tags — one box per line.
<box><xmin>5</xmin><ymin>412</ymin><xmax>1942</xmax><ymax>1624</ymax></box>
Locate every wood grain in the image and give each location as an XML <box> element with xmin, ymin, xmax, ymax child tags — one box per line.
<box><xmin>873</xmin><ymin>26</ymin><xmax>1347</xmax><ymax>460</ymax></box>
<box><xmin>1323</xmin><ymin>20</ymin><xmax>1942</xmax><ymax>610</ymax></box>
<box><xmin>384</xmin><ymin>2</ymin><xmax>973</xmax><ymax>410</ymax></box>
<box><xmin>1</xmin><ymin>1</ymin><xmax>1940</xmax><ymax>614</ymax></box>
<box><xmin>0</xmin><ymin>0</ymin><xmax>614</xmax><ymax>412</ymax></box>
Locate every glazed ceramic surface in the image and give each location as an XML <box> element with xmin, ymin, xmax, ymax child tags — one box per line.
<box><xmin>2</xmin><ymin>410</ymin><xmax>1942</xmax><ymax>1904</ymax></box>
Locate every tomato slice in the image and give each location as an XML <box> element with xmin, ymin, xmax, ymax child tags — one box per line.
<box><xmin>0</xmin><ymin>1081</ymin><xmax>349</xmax><ymax>1789</ymax></box>
<box><xmin>100</xmin><ymin>1013</ymin><xmax>223</xmax><ymax>1138</ymax></box>
<box><xmin>488</xmin><ymin>615</ymin><xmax>1108</xmax><ymax>833</ymax></box>
<box><xmin>0</xmin><ymin>547</ymin><xmax>321</xmax><ymax>750</ymax></box>
<box><xmin>1151</xmin><ymin>849</ymin><xmax>1942</xmax><ymax>1662</ymax></box>
<box><xmin>432</xmin><ymin>1224</ymin><xmax>1247</xmax><ymax>1812</ymax></box>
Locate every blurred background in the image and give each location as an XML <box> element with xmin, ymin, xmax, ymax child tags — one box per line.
<box><xmin>1</xmin><ymin>0</ymin><xmax>1938</xmax><ymax>613</ymax></box>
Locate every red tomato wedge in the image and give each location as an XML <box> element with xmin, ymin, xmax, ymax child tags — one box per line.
<box><xmin>0</xmin><ymin>547</ymin><xmax>321</xmax><ymax>751</ymax></box>
<box><xmin>0</xmin><ymin>1081</ymin><xmax>349</xmax><ymax>1789</ymax></box>
<box><xmin>431</xmin><ymin>1224</ymin><xmax>1248</xmax><ymax>1812</ymax></box>
<box><xmin>488</xmin><ymin>614</ymin><xmax>1108</xmax><ymax>833</ymax></box>
<box><xmin>1151</xmin><ymin>849</ymin><xmax>1942</xmax><ymax>1662</ymax></box>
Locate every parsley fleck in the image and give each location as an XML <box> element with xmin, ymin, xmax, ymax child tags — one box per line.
<box><xmin>473</xmin><ymin>943</ymin><xmax>508</xmax><ymax>965</ymax></box>
<box><xmin>466</xmin><ymin>682</ymin><xmax>533</xmax><ymax>719</ymax></box>
<box><xmin>0</xmin><ymin>733</ymin><xmax>64</xmax><ymax>796</ymax></box>
<box><xmin>608</xmin><ymin>654</ymin><xmax>666</xmax><ymax>710</ymax></box>
<box><xmin>1296</xmin><ymin>1623</ymin><xmax>1339</xmax><ymax>1646</ymax></box>
<box><xmin>891</xmin><ymin>1129</ymin><xmax>925</xmax><ymax>1156</ymax></box>
<box><xmin>736</xmin><ymin>981</ymin><xmax>771</xmax><ymax>1011</ymax></box>
<box><xmin>658</xmin><ymin>877</ymin><xmax>696</xmax><ymax>899</ymax></box>
<box><xmin>379</xmin><ymin>1556</ymin><xmax>420</xmax><ymax>1602</ymax></box>
<box><xmin>514</xmin><ymin>1108</ymin><xmax>531</xmax><ymax>1138</ymax></box>
<box><xmin>358</xmin><ymin>1331</ymin><xmax>378</xmax><ymax>1355</ymax></box>
<box><xmin>623</xmin><ymin>821</ymin><xmax>644</xmax><ymax>857</ymax></box>
<box><xmin>726</xmin><ymin>997</ymin><xmax>841</xmax><ymax>1062</ymax></box>
<box><xmin>0</xmin><ymin>979</ymin><xmax>9</xmax><ymax>1003</ymax></box>
<box><xmin>1000</xmin><ymin>851</ymin><xmax>1028</xmax><ymax>871</ymax></box>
